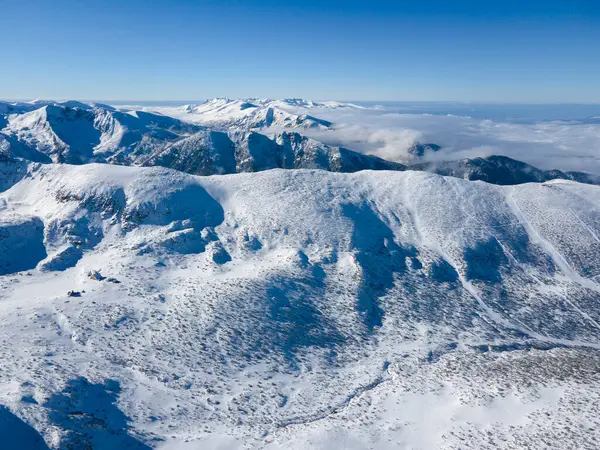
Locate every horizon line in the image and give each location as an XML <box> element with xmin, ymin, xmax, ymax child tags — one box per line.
<box><xmin>2</xmin><ymin>97</ymin><xmax>600</xmax><ymax>106</ymax></box>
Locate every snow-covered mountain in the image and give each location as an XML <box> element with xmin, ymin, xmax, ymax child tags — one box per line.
<box><xmin>139</xmin><ymin>130</ymin><xmax>404</xmax><ymax>175</ymax></box>
<box><xmin>1</xmin><ymin>102</ymin><xmax>202</xmax><ymax>164</ymax></box>
<box><xmin>414</xmin><ymin>154</ymin><xmax>600</xmax><ymax>185</ymax></box>
<box><xmin>0</xmin><ymin>102</ymin><xmax>404</xmax><ymax>176</ymax></box>
<box><xmin>4</xmin><ymin>101</ymin><xmax>600</xmax><ymax>188</ymax></box>
<box><xmin>160</xmin><ymin>98</ymin><xmax>334</xmax><ymax>130</ymax></box>
<box><xmin>250</xmin><ymin>97</ymin><xmax>364</xmax><ymax>110</ymax></box>
<box><xmin>0</xmin><ymin>161</ymin><xmax>599</xmax><ymax>448</ymax></box>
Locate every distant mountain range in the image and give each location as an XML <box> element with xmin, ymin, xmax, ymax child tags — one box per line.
<box><xmin>413</xmin><ymin>154</ymin><xmax>600</xmax><ymax>186</ymax></box>
<box><xmin>1</xmin><ymin>99</ymin><xmax>598</xmax><ymax>187</ymax></box>
<box><xmin>149</xmin><ymin>98</ymin><xmax>337</xmax><ymax>130</ymax></box>
<box><xmin>0</xmin><ymin>101</ymin><xmax>399</xmax><ymax>175</ymax></box>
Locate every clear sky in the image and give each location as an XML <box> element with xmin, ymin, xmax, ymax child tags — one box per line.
<box><xmin>2</xmin><ymin>0</ymin><xmax>600</xmax><ymax>102</ymax></box>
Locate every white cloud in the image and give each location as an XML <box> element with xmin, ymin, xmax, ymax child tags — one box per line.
<box><xmin>143</xmin><ymin>100</ymin><xmax>600</xmax><ymax>174</ymax></box>
<box><xmin>279</xmin><ymin>106</ymin><xmax>600</xmax><ymax>174</ymax></box>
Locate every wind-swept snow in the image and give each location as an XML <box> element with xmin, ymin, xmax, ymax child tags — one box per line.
<box><xmin>0</xmin><ymin>162</ymin><xmax>599</xmax><ymax>448</ymax></box>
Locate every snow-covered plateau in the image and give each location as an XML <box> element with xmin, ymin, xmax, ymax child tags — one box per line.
<box><xmin>0</xmin><ymin>159</ymin><xmax>599</xmax><ymax>449</ymax></box>
<box><xmin>0</xmin><ymin>98</ymin><xmax>599</xmax><ymax>449</ymax></box>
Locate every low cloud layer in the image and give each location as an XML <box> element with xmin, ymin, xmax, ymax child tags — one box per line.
<box><xmin>283</xmin><ymin>105</ymin><xmax>600</xmax><ymax>174</ymax></box>
<box><xmin>142</xmin><ymin>100</ymin><xmax>600</xmax><ymax>175</ymax></box>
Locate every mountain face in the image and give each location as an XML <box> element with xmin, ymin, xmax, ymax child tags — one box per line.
<box><xmin>140</xmin><ymin>130</ymin><xmax>405</xmax><ymax>176</ymax></box>
<box><xmin>273</xmin><ymin>131</ymin><xmax>406</xmax><ymax>172</ymax></box>
<box><xmin>0</xmin><ymin>162</ymin><xmax>599</xmax><ymax>448</ymax></box>
<box><xmin>1</xmin><ymin>103</ymin><xmax>202</xmax><ymax>165</ymax></box>
<box><xmin>139</xmin><ymin>131</ymin><xmax>237</xmax><ymax>176</ymax></box>
<box><xmin>413</xmin><ymin>154</ymin><xmax>600</xmax><ymax>186</ymax></box>
<box><xmin>0</xmin><ymin>102</ymin><xmax>403</xmax><ymax>177</ymax></box>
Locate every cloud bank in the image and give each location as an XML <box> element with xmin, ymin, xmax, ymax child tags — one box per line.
<box><xmin>138</xmin><ymin>100</ymin><xmax>600</xmax><ymax>175</ymax></box>
<box><xmin>280</xmin><ymin>105</ymin><xmax>600</xmax><ymax>174</ymax></box>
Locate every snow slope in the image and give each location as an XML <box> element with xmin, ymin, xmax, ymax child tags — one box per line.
<box><xmin>0</xmin><ymin>162</ymin><xmax>599</xmax><ymax>448</ymax></box>
<box><xmin>1</xmin><ymin>103</ymin><xmax>203</xmax><ymax>164</ymax></box>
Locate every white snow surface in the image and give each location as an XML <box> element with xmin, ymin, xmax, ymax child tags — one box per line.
<box><xmin>0</xmin><ymin>162</ymin><xmax>599</xmax><ymax>448</ymax></box>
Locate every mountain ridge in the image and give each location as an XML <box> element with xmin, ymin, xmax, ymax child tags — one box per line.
<box><xmin>1</xmin><ymin>100</ymin><xmax>599</xmax><ymax>188</ymax></box>
<box><xmin>0</xmin><ymin>161</ymin><xmax>599</xmax><ymax>447</ymax></box>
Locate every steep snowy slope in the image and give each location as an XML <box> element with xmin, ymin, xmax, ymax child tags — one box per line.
<box><xmin>5</xmin><ymin>105</ymin><xmax>103</xmax><ymax>163</ymax></box>
<box><xmin>0</xmin><ymin>134</ymin><xmax>10</xmax><ymax>160</ymax></box>
<box><xmin>140</xmin><ymin>131</ymin><xmax>237</xmax><ymax>176</ymax></box>
<box><xmin>1</xmin><ymin>103</ymin><xmax>203</xmax><ymax>164</ymax></box>
<box><xmin>0</xmin><ymin>162</ymin><xmax>599</xmax><ymax>448</ymax></box>
<box><xmin>136</xmin><ymin>130</ymin><xmax>404</xmax><ymax>176</ymax></box>
<box><xmin>231</xmin><ymin>131</ymin><xmax>405</xmax><ymax>173</ymax></box>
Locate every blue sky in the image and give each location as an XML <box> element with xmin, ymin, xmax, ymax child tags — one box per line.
<box><xmin>2</xmin><ymin>0</ymin><xmax>600</xmax><ymax>102</ymax></box>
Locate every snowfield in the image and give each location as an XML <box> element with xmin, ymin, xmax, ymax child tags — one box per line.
<box><xmin>0</xmin><ymin>161</ymin><xmax>599</xmax><ymax>448</ymax></box>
